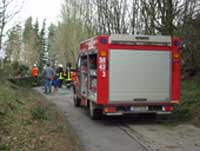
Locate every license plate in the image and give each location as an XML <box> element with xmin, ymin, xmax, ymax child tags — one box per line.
<box><xmin>130</xmin><ymin>106</ymin><xmax>148</xmax><ymax>112</ymax></box>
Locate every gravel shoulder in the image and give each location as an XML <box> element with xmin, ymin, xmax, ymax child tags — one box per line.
<box><xmin>126</xmin><ymin>124</ymin><xmax>200</xmax><ymax>151</ymax></box>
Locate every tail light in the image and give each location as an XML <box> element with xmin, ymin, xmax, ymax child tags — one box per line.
<box><xmin>104</xmin><ymin>106</ymin><xmax>116</xmax><ymax>113</ymax></box>
<box><xmin>173</xmin><ymin>52</ymin><xmax>180</xmax><ymax>61</ymax></box>
<box><xmin>163</xmin><ymin>106</ymin><xmax>174</xmax><ymax>112</ymax></box>
<box><xmin>100</xmin><ymin>50</ymin><xmax>107</xmax><ymax>57</ymax></box>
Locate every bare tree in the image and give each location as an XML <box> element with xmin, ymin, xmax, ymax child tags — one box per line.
<box><xmin>95</xmin><ymin>0</ymin><xmax>130</xmax><ymax>34</ymax></box>
<box><xmin>0</xmin><ymin>0</ymin><xmax>23</xmax><ymax>49</ymax></box>
<box><xmin>48</xmin><ymin>0</ymin><xmax>200</xmax><ymax>73</ymax></box>
<box><xmin>140</xmin><ymin>0</ymin><xmax>157</xmax><ymax>34</ymax></box>
<box><xmin>5</xmin><ymin>24</ymin><xmax>22</xmax><ymax>62</ymax></box>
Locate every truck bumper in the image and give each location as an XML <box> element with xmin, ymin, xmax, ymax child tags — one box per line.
<box><xmin>103</xmin><ymin>105</ymin><xmax>174</xmax><ymax>116</ymax></box>
<box><xmin>104</xmin><ymin>111</ymin><xmax>172</xmax><ymax>116</ymax></box>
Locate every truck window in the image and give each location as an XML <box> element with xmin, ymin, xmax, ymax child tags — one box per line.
<box><xmin>80</xmin><ymin>55</ymin><xmax>88</xmax><ymax>97</ymax></box>
<box><xmin>89</xmin><ymin>54</ymin><xmax>97</xmax><ymax>70</ymax></box>
<box><xmin>80</xmin><ymin>56</ymin><xmax>88</xmax><ymax>72</ymax></box>
<box><xmin>77</xmin><ymin>55</ymin><xmax>81</xmax><ymax>70</ymax></box>
<box><xmin>88</xmin><ymin>54</ymin><xmax>97</xmax><ymax>96</ymax></box>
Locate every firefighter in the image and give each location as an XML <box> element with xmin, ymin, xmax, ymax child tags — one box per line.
<box><xmin>31</xmin><ymin>64</ymin><xmax>38</xmax><ymax>86</ymax></box>
<box><xmin>65</xmin><ymin>62</ymin><xmax>72</xmax><ymax>88</ymax></box>
<box><xmin>56</xmin><ymin>64</ymin><xmax>64</xmax><ymax>88</ymax></box>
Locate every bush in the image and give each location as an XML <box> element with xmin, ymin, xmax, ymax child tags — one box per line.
<box><xmin>174</xmin><ymin>77</ymin><xmax>200</xmax><ymax>125</ymax></box>
<box><xmin>31</xmin><ymin>106</ymin><xmax>48</xmax><ymax>120</ymax></box>
<box><xmin>0</xmin><ymin>144</ymin><xmax>11</xmax><ymax>151</ymax></box>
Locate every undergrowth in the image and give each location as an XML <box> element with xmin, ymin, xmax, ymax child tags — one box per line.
<box><xmin>0</xmin><ymin>80</ymin><xmax>83</xmax><ymax>151</ymax></box>
<box><xmin>174</xmin><ymin>76</ymin><xmax>200</xmax><ymax>126</ymax></box>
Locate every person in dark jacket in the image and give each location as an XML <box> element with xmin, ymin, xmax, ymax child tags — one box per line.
<box><xmin>56</xmin><ymin>64</ymin><xmax>64</xmax><ymax>88</ymax></box>
<box><xmin>42</xmin><ymin>63</ymin><xmax>54</xmax><ymax>94</ymax></box>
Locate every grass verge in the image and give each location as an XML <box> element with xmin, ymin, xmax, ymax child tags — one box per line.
<box><xmin>174</xmin><ymin>76</ymin><xmax>200</xmax><ymax>126</ymax></box>
<box><xmin>0</xmin><ymin>80</ymin><xmax>84</xmax><ymax>151</ymax></box>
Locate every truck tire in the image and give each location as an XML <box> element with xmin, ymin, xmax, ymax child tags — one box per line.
<box><xmin>73</xmin><ymin>93</ymin><xmax>81</xmax><ymax>107</ymax></box>
<box><xmin>89</xmin><ymin>101</ymin><xmax>102</xmax><ymax>120</ymax></box>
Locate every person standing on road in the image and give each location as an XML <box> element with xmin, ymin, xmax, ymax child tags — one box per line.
<box><xmin>53</xmin><ymin>64</ymin><xmax>59</xmax><ymax>93</ymax></box>
<box><xmin>31</xmin><ymin>64</ymin><xmax>38</xmax><ymax>86</ymax></box>
<box><xmin>42</xmin><ymin>63</ymin><xmax>54</xmax><ymax>94</ymax></box>
<box><xmin>65</xmin><ymin>62</ymin><xmax>72</xmax><ymax>88</ymax></box>
<box><xmin>57</xmin><ymin>64</ymin><xmax>64</xmax><ymax>88</ymax></box>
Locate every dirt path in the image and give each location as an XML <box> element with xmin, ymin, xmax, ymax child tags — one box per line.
<box><xmin>35</xmin><ymin>87</ymin><xmax>200</xmax><ymax>151</ymax></box>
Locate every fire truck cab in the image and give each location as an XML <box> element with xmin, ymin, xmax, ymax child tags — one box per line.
<box><xmin>73</xmin><ymin>34</ymin><xmax>181</xmax><ymax>120</ymax></box>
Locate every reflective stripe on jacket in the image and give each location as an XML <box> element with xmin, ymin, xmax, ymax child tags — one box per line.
<box><xmin>58</xmin><ymin>72</ymin><xmax>64</xmax><ymax>80</ymax></box>
<box><xmin>66</xmin><ymin>71</ymin><xmax>72</xmax><ymax>81</ymax></box>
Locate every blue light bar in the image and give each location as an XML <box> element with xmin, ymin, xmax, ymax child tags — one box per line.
<box><xmin>100</xmin><ymin>38</ymin><xmax>107</xmax><ymax>44</ymax></box>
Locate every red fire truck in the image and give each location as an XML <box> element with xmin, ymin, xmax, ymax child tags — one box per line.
<box><xmin>73</xmin><ymin>34</ymin><xmax>181</xmax><ymax>120</ymax></box>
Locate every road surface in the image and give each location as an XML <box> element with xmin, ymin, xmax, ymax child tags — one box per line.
<box><xmin>35</xmin><ymin>87</ymin><xmax>200</xmax><ymax>151</ymax></box>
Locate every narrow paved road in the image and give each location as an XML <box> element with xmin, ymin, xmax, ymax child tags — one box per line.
<box><xmin>35</xmin><ymin>87</ymin><xmax>148</xmax><ymax>151</ymax></box>
<box><xmin>35</xmin><ymin>87</ymin><xmax>200</xmax><ymax>151</ymax></box>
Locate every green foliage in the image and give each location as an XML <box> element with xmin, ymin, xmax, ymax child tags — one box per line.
<box><xmin>23</xmin><ymin>17</ymin><xmax>34</xmax><ymax>43</ymax></box>
<box><xmin>33</xmin><ymin>19</ymin><xmax>39</xmax><ymax>38</ymax></box>
<box><xmin>48</xmin><ymin>17</ymin><xmax>95</xmax><ymax>66</ymax></box>
<box><xmin>0</xmin><ymin>104</ymin><xmax>9</xmax><ymax>116</ymax></box>
<box><xmin>0</xmin><ymin>61</ymin><xmax>30</xmax><ymax>79</ymax></box>
<box><xmin>0</xmin><ymin>80</ymin><xmax>82</xmax><ymax>151</ymax></box>
<box><xmin>12</xmin><ymin>62</ymin><xmax>29</xmax><ymax>76</ymax></box>
<box><xmin>2</xmin><ymin>0</ymin><xmax>199</xmax><ymax>77</ymax></box>
<box><xmin>0</xmin><ymin>144</ymin><xmax>11</xmax><ymax>151</ymax></box>
<box><xmin>5</xmin><ymin>24</ymin><xmax>22</xmax><ymax>62</ymax></box>
<box><xmin>9</xmin><ymin>76</ymin><xmax>44</xmax><ymax>87</ymax></box>
<box><xmin>47</xmin><ymin>24</ymin><xmax>57</xmax><ymax>64</ymax></box>
<box><xmin>174</xmin><ymin>77</ymin><xmax>200</xmax><ymax>124</ymax></box>
<box><xmin>22</xmin><ymin>17</ymin><xmax>47</xmax><ymax>69</ymax></box>
<box><xmin>31</xmin><ymin>106</ymin><xmax>48</xmax><ymax>120</ymax></box>
<box><xmin>0</xmin><ymin>80</ymin><xmax>19</xmax><ymax>116</ymax></box>
<box><xmin>182</xmin><ymin>16</ymin><xmax>200</xmax><ymax>72</ymax></box>
<box><xmin>38</xmin><ymin>19</ymin><xmax>48</xmax><ymax>71</ymax></box>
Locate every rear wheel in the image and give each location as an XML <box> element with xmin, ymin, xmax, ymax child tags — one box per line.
<box><xmin>89</xmin><ymin>101</ymin><xmax>102</xmax><ymax>120</ymax></box>
<box><xmin>73</xmin><ymin>92</ymin><xmax>81</xmax><ymax>107</ymax></box>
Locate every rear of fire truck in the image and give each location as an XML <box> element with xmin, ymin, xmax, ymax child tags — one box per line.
<box><xmin>73</xmin><ymin>34</ymin><xmax>181</xmax><ymax>120</ymax></box>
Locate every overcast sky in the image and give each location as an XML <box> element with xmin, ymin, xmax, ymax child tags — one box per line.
<box><xmin>0</xmin><ymin>0</ymin><xmax>64</xmax><ymax>57</ymax></box>
<box><xmin>15</xmin><ymin>0</ymin><xmax>64</xmax><ymax>26</ymax></box>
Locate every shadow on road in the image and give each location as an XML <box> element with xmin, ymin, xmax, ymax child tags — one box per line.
<box><xmin>100</xmin><ymin>114</ymin><xmax>167</xmax><ymax>125</ymax></box>
<box><xmin>78</xmin><ymin>107</ymin><xmax>176</xmax><ymax>126</ymax></box>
